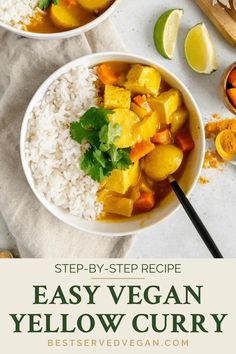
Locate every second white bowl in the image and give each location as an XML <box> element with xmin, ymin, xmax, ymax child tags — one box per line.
<box><xmin>0</xmin><ymin>0</ymin><xmax>120</xmax><ymax>40</ymax></box>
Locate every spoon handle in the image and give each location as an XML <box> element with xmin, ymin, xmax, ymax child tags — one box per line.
<box><xmin>169</xmin><ymin>177</ymin><xmax>223</xmax><ymax>259</ymax></box>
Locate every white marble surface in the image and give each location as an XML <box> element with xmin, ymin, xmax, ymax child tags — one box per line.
<box><xmin>111</xmin><ymin>0</ymin><xmax>236</xmax><ymax>258</ymax></box>
<box><xmin>0</xmin><ymin>0</ymin><xmax>235</xmax><ymax>257</ymax></box>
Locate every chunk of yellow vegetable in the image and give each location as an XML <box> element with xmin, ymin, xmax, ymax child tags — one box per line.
<box><xmin>77</xmin><ymin>0</ymin><xmax>111</xmax><ymax>11</ymax></box>
<box><xmin>97</xmin><ymin>189</ymin><xmax>117</xmax><ymax>202</ymax></box>
<box><xmin>130</xmin><ymin>102</ymin><xmax>150</xmax><ymax>119</ymax></box>
<box><xmin>105</xmin><ymin>162</ymin><xmax>140</xmax><ymax>194</ymax></box>
<box><xmin>109</xmin><ymin>109</ymin><xmax>140</xmax><ymax>148</ymax></box>
<box><xmin>134</xmin><ymin>112</ymin><xmax>159</xmax><ymax>142</ymax></box>
<box><xmin>143</xmin><ymin>145</ymin><xmax>183</xmax><ymax>181</ymax></box>
<box><xmin>140</xmin><ymin>182</ymin><xmax>153</xmax><ymax>193</ymax></box>
<box><xmin>148</xmin><ymin>89</ymin><xmax>182</xmax><ymax>124</ymax></box>
<box><xmin>125</xmin><ymin>64</ymin><xmax>161</xmax><ymax>97</ymax></box>
<box><xmin>105</xmin><ymin>169</ymin><xmax>129</xmax><ymax>194</ymax></box>
<box><xmin>104</xmin><ymin>85</ymin><xmax>131</xmax><ymax>110</ymax></box>
<box><xmin>103</xmin><ymin>197</ymin><xmax>134</xmax><ymax>217</ymax></box>
<box><xmin>170</xmin><ymin>107</ymin><xmax>189</xmax><ymax>134</ymax></box>
<box><xmin>51</xmin><ymin>2</ymin><xmax>81</xmax><ymax>29</ymax></box>
<box><xmin>126</xmin><ymin>186</ymin><xmax>141</xmax><ymax>202</ymax></box>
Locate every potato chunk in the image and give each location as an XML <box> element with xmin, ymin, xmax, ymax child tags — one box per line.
<box><xmin>105</xmin><ymin>162</ymin><xmax>140</xmax><ymax>194</ymax></box>
<box><xmin>131</xmin><ymin>102</ymin><xmax>150</xmax><ymax>119</ymax></box>
<box><xmin>143</xmin><ymin>145</ymin><xmax>183</xmax><ymax>181</ymax></box>
<box><xmin>103</xmin><ymin>197</ymin><xmax>134</xmax><ymax>217</ymax></box>
<box><xmin>77</xmin><ymin>0</ymin><xmax>111</xmax><ymax>11</ymax></box>
<box><xmin>51</xmin><ymin>2</ymin><xmax>81</xmax><ymax>29</ymax></box>
<box><xmin>125</xmin><ymin>64</ymin><xmax>161</xmax><ymax>96</ymax></box>
<box><xmin>104</xmin><ymin>85</ymin><xmax>131</xmax><ymax>110</ymax></box>
<box><xmin>109</xmin><ymin>109</ymin><xmax>140</xmax><ymax>148</ymax></box>
<box><xmin>134</xmin><ymin>112</ymin><xmax>159</xmax><ymax>142</ymax></box>
<box><xmin>148</xmin><ymin>89</ymin><xmax>182</xmax><ymax>124</ymax></box>
<box><xmin>170</xmin><ymin>107</ymin><xmax>189</xmax><ymax>134</ymax></box>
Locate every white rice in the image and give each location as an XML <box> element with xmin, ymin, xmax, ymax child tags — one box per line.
<box><xmin>25</xmin><ymin>66</ymin><xmax>103</xmax><ymax>221</ymax></box>
<box><xmin>0</xmin><ymin>0</ymin><xmax>39</xmax><ymax>28</ymax></box>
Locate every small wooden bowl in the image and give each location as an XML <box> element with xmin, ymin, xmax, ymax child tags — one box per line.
<box><xmin>222</xmin><ymin>61</ymin><xmax>236</xmax><ymax>115</ymax></box>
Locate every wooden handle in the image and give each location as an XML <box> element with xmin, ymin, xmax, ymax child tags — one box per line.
<box><xmin>0</xmin><ymin>250</ymin><xmax>13</xmax><ymax>258</ymax></box>
<box><xmin>195</xmin><ymin>0</ymin><xmax>236</xmax><ymax>47</ymax></box>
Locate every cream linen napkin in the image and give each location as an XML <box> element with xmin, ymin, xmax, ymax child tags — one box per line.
<box><xmin>0</xmin><ymin>20</ymin><xmax>134</xmax><ymax>258</ymax></box>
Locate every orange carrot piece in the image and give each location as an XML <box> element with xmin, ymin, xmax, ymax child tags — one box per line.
<box><xmin>227</xmin><ymin>88</ymin><xmax>236</xmax><ymax>108</ymax></box>
<box><xmin>64</xmin><ymin>0</ymin><xmax>77</xmax><ymax>6</ymax></box>
<box><xmin>133</xmin><ymin>95</ymin><xmax>146</xmax><ymax>105</ymax></box>
<box><xmin>133</xmin><ymin>95</ymin><xmax>152</xmax><ymax>113</ymax></box>
<box><xmin>228</xmin><ymin>69</ymin><xmax>236</xmax><ymax>87</ymax></box>
<box><xmin>130</xmin><ymin>140</ymin><xmax>155</xmax><ymax>162</ymax></box>
<box><xmin>97</xmin><ymin>64</ymin><xmax>119</xmax><ymax>85</ymax></box>
<box><xmin>134</xmin><ymin>192</ymin><xmax>155</xmax><ymax>211</ymax></box>
<box><xmin>151</xmin><ymin>129</ymin><xmax>172</xmax><ymax>145</ymax></box>
<box><xmin>175</xmin><ymin>131</ymin><xmax>195</xmax><ymax>152</ymax></box>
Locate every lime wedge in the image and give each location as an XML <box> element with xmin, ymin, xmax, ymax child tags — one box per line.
<box><xmin>154</xmin><ymin>9</ymin><xmax>183</xmax><ymax>59</ymax></box>
<box><xmin>184</xmin><ymin>23</ymin><xmax>217</xmax><ymax>74</ymax></box>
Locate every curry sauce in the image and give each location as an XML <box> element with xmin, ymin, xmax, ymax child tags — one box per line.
<box><xmin>93</xmin><ymin>62</ymin><xmax>195</xmax><ymax>221</ymax></box>
<box><xmin>27</xmin><ymin>0</ymin><xmax>114</xmax><ymax>34</ymax></box>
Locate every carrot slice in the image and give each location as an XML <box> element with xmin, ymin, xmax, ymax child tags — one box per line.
<box><xmin>97</xmin><ymin>64</ymin><xmax>119</xmax><ymax>85</ymax></box>
<box><xmin>228</xmin><ymin>69</ymin><xmax>236</xmax><ymax>87</ymax></box>
<box><xmin>151</xmin><ymin>129</ymin><xmax>172</xmax><ymax>145</ymax></box>
<box><xmin>133</xmin><ymin>95</ymin><xmax>152</xmax><ymax>113</ymax></box>
<box><xmin>130</xmin><ymin>140</ymin><xmax>155</xmax><ymax>162</ymax></box>
<box><xmin>175</xmin><ymin>131</ymin><xmax>195</xmax><ymax>152</ymax></box>
<box><xmin>134</xmin><ymin>192</ymin><xmax>155</xmax><ymax>211</ymax></box>
<box><xmin>133</xmin><ymin>95</ymin><xmax>146</xmax><ymax>105</ymax></box>
<box><xmin>227</xmin><ymin>88</ymin><xmax>236</xmax><ymax>108</ymax></box>
<box><xmin>64</xmin><ymin>0</ymin><xmax>77</xmax><ymax>6</ymax></box>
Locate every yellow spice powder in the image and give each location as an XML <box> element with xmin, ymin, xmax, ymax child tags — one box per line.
<box><xmin>205</xmin><ymin>118</ymin><xmax>236</xmax><ymax>138</ymax></box>
<box><xmin>198</xmin><ymin>176</ymin><xmax>209</xmax><ymax>185</ymax></box>
<box><xmin>203</xmin><ymin>150</ymin><xmax>224</xmax><ymax>169</ymax></box>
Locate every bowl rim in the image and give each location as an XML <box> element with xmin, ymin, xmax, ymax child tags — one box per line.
<box><xmin>20</xmin><ymin>51</ymin><xmax>205</xmax><ymax>236</ymax></box>
<box><xmin>0</xmin><ymin>0</ymin><xmax>121</xmax><ymax>40</ymax></box>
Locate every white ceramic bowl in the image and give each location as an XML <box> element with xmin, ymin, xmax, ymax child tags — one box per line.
<box><xmin>20</xmin><ymin>52</ymin><xmax>205</xmax><ymax>236</ymax></box>
<box><xmin>0</xmin><ymin>0</ymin><xmax>120</xmax><ymax>40</ymax></box>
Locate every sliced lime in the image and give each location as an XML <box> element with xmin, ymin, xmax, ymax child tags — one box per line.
<box><xmin>154</xmin><ymin>9</ymin><xmax>183</xmax><ymax>59</ymax></box>
<box><xmin>184</xmin><ymin>23</ymin><xmax>217</xmax><ymax>74</ymax></box>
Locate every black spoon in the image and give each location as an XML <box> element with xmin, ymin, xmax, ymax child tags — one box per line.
<box><xmin>168</xmin><ymin>176</ymin><xmax>223</xmax><ymax>259</ymax></box>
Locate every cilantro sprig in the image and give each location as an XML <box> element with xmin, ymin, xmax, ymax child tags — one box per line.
<box><xmin>70</xmin><ymin>107</ymin><xmax>132</xmax><ymax>182</ymax></box>
<box><xmin>38</xmin><ymin>0</ymin><xmax>58</xmax><ymax>10</ymax></box>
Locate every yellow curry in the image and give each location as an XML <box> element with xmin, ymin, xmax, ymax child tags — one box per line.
<box><xmin>93</xmin><ymin>62</ymin><xmax>195</xmax><ymax>220</ymax></box>
<box><xmin>27</xmin><ymin>0</ymin><xmax>114</xmax><ymax>34</ymax></box>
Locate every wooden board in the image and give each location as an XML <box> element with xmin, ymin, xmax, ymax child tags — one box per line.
<box><xmin>195</xmin><ymin>0</ymin><xmax>236</xmax><ymax>47</ymax></box>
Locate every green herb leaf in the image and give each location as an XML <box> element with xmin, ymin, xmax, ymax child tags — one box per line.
<box><xmin>80</xmin><ymin>148</ymin><xmax>109</xmax><ymax>182</ymax></box>
<box><xmin>79</xmin><ymin>148</ymin><xmax>94</xmax><ymax>175</ymax></box>
<box><xmin>80</xmin><ymin>107</ymin><xmax>112</xmax><ymax>130</ymax></box>
<box><xmin>70</xmin><ymin>121</ymin><xmax>100</xmax><ymax>148</ymax></box>
<box><xmin>38</xmin><ymin>0</ymin><xmax>58</xmax><ymax>10</ymax></box>
<box><xmin>109</xmin><ymin>145</ymin><xmax>120</xmax><ymax>163</ymax></box>
<box><xmin>108</xmin><ymin>123</ymin><xmax>121</xmax><ymax>144</ymax></box>
<box><xmin>93</xmin><ymin>149</ymin><xmax>107</xmax><ymax>169</ymax></box>
<box><xmin>70</xmin><ymin>122</ymin><xmax>87</xmax><ymax>144</ymax></box>
<box><xmin>70</xmin><ymin>107</ymin><xmax>132</xmax><ymax>182</ymax></box>
<box><xmin>115</xmin><ymin>149</ymin><xmax>132</xmax><ymax>170</ymax></box>
<box><xmin>99</xmin><ymin>122</ymin><xmax>120</xmax><ymax>145</ymax></box>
